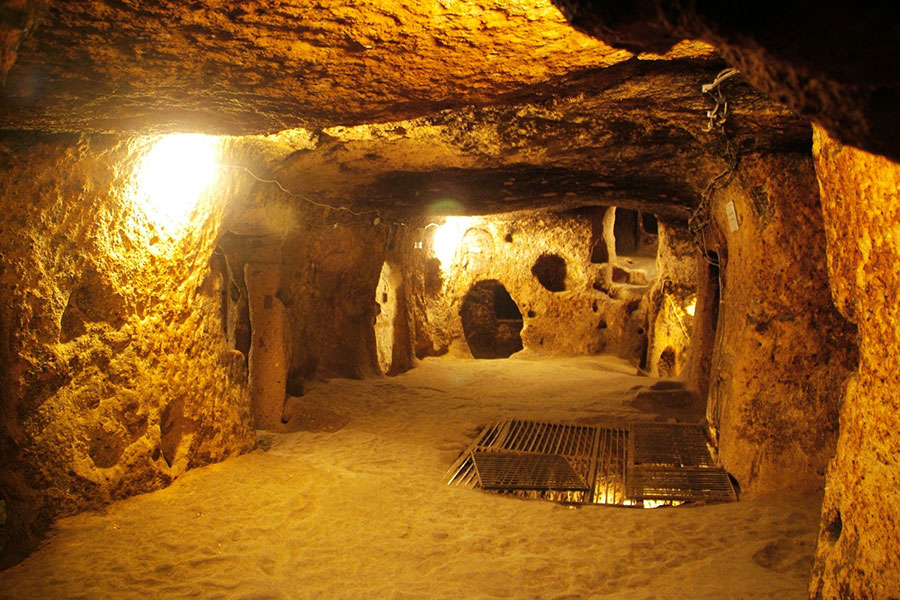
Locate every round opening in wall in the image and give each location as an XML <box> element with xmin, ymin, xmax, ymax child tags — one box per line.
<box><xmin>460</xmin><ymin>280</ymin><xmax>523</xmax><ymax>359</ymax></box>
<box><xmin>531</xmin><ymin>254</ymin><xmax>567</xmax><ymax>292</ymax></box>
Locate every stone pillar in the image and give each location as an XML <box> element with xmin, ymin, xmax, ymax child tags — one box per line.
<box><xmin>245</xmin><ymin>262</ymin><xmax>289</xmax><ymax>430</ymax></box>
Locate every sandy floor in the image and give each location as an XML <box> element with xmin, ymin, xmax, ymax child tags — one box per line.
<box><xmin>0</xmin><ymin>354</ymin><xmax>821</xmax><ymax>599</ymax></box>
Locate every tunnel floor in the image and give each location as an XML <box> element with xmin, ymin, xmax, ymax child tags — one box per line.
<box><xmin>0</xmin><ymin>355</ymin><xmax>819</xmax><ymax>599</ymax></box>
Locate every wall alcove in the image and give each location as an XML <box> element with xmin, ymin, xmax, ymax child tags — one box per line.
<box><xmin>459</xmin><ymin>280</ymin><xmax>524</xmax><ymax>359</ymax></box>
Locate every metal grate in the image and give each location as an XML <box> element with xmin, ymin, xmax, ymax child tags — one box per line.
<box><xmin>631</xmin><ymin>423</ymin><xmax>714</xmax><ymax>467</ymax></box>
<box><xmin>446</xmin><ymin>419</ymin><xmax>602</xmax><ymax>503</ymax></box>
<box><xmin>627</xmin><ymin>467</ymin><xmax>737</xmax><ymax>502</ymax></box>
<box><xmin>627</xmin><ymin>423</ymin><xmax>736</xmax><ymax>503</ymax></box>
<box><xmin>591</xmin><ymin>425</ymin><xmax>629</xmax><ymax>505</ymax></box>
<box><xmin>446</xmin><ymin>419</ymin><xmax>736</xmax><ymax>506</ymax></box>
<box><xmin>472</xmin><ymin>452</ymin><xmax>588</xmax><ymax>492</ymax></box>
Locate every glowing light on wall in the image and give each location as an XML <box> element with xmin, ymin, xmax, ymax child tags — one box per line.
<box><xmin>135</xmin><ymin>134</ymin><xmax>218</xmax><ymax>233</ymax></box>
<box><xmin>432</xmin><ymin>218</ymin><xmax>467</xmax><ymax>266</ymax></box>
<box><xmin>685</xmin><ymin>298</ymin><xmax>697</xmax><ymax>317</ymax></box>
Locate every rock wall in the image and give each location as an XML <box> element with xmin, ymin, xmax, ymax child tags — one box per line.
<box><xmin>279</xmin><ymin>221</ymin><xmax>388</xmax><ymax>386</ymax></box>
<box><xmin>410</xmin><ymin>210</ymin><xmax>655</xmax><ymax>363</ymax></box>
<box><xmin>810</xmin><ymin>127</ymin><xmax>900</xmax><ymax>599</ymax></box>
<box><xmin>645</xmin><ymin>219</ymin><xmax>697</xmax><ymax>379</ymax></box>
<box><xmin>0</xmin><ymin>0</ymin><xmax>721</xmax><ymax>134</ymax></box>
<box><xmin>0</xmin><ymin>133</ymin><xmax>257</xmax><ymax>567</ymax></box>
<box><xmin>0</xmin><ymin>0</ymin><xmax>47</xmax><ymax>85</ymax></box>
<box><xmin>704</xmin><ymin>151</ymin><xmax>858</xmax><ymax>496</ymax></box>
<box><xmin>210</xmin><ymin>141</ymin><xmax>415</xmax><ymax>415</ymax></box>
<box><xmin>214</xmin><ymin>205</ymin><xmax>399</xmax><ymax>411</ymax></box>
<box><xmin>555</xmin><ymin>1</ymin><xmax>900</xmax><ymax>163</ymax></box>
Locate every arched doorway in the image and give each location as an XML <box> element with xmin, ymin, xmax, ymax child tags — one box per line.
<box><xmin>460</xmin><ymin>280</ymin><xmax>524</xmax><ymax>358</ymax></box>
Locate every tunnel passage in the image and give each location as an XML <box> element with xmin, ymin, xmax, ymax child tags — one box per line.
<box><xmin>460</xmin><ymin>280</ymin><xmax>524</xmax><ymax>359</ymax></box>
<box><xmin>613</xmin><ymin>208</ymin><xmax>659</xmax><ymax>258</ymax></box>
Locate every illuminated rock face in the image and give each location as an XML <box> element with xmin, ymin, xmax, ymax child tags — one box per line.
<box><xmin>0</xmin><ymin>133</ymin><xmax>257</xmax><ymax>566</ymax></box>
<box><xmin>0</xmin><ymin>0</ymin><xmax>714</xmax><ymax>134</ymax></box>
<box><xmin>810</xmin><ymin>128</ymin><xmax>900</xmax><ymax>599</ymax></box>
<box><xmin>410</xmin><ymin>211</ymin><xmax>655</xmax><ymax>362</ymax></box>
<box><xmin>645</xmin><ymin>220</ymin><xmax>697</xmax><ymax>379</ymax></box>
<box><xmin>704</xmin><ymin>152</ymin><xmax>857</xmax><ymax>496</ymax></box>
<box><xmin>0</xmin><ymin>4</ymin><xmax>895</xmax><ymax>594</ymax></box>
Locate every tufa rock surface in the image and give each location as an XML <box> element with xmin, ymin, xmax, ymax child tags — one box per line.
<box><xmin>409</xmin><ymin>210</ymin><xmax>654</xmax><ymax>363</ymax></box>
<box><xmin>248</xmin><ymin>76</ymin><xmax>806</xmax><ymax>220</ymax></box>
<box><xmin>0</xmin><ymin>0</ymin><xmax>714</xmax><ymax>134</ymax></box>
<box><xmin>645</xmin><ymin>219</ymin><xmax>697</xmax><ymax>379</ymax></box>
<box><xmin>0</xmin><ymin>132</ymin><xmax>257</xmax><ymax>567</ymax></box>
<box><xmin>554</xmin><ymin>2</ymin><xmax>900</xmax><ymax>162</ymax></box>
<box><xmin>810</xmin><ymin>127</ymin><xmax>900</xmax><ymax>600</ymax></box>
<box><xmin>704</xmin><ymin>151</ymin><xmax>857</xmax><ymax>496</ymax></box>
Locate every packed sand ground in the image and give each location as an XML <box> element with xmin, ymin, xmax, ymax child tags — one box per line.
<box><xmin>0</xmin><ymin>354</ymin><xmax>821</xmax><ymax>599</ymax></box>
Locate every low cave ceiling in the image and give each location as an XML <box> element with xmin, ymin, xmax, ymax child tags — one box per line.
<box><xmin>0</xmin><ymin>0</ymin><xmax>714</xmax><ymax>134</ymax></box>
<box><xmin>3</xmin><ymin>1</ymin><xmax>887</xmax><ymax>218</ymax></box>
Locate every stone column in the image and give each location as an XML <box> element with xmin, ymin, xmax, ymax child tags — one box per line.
<box><xmin>245</xmin><ymin>262</ymin><xmax>289</xmax><ymax>430</ymax></box>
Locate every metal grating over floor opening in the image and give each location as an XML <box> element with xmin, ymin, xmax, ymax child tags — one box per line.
<box><xmin>627</xmin><ymin>423</ymin><xmax>736</xmax><ymax>504</ymax></box>
<box><xmin>630</xmin><ymin>423</ymin><xmax>715</xmax><ymax>467</ymax></box>
<box><xmin>472</xmin><ymin>453</ymin><xmax>589</xmax><ymax>492</ymax></box>
<box><xmin>446</xmin><ymin>419</ymin><xmax>736</xmax><ymax>507</ymax></box>
<box><xmin>446</xmin><ymin>419</ymin><xmax>604</xmax><ymax>504</ymax></box>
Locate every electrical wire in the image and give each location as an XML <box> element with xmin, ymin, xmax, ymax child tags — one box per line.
<box><xmin>689</xmin><ymin>67</ymin><xmax>741</xmax><ymax>268</ymax></box>
<box><xmin>691</xmin><ymin>67</ymin><xmax>741</xmax><ymax>445</ymax></box>
<box><xmin>217</xmin><ymin>163</ymin><xmax>409</xmax><ymax>227</ymax></box>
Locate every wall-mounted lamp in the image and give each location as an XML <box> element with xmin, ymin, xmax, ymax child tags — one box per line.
<box><xmin>134</xmin><ymin>134</ymin><xmax>218</xmax><ymax>234</ymax></box>
<box><xmin>432</xmin><ymin>219</ymin><xmax>463</xmax><ymax>266</ymax></box>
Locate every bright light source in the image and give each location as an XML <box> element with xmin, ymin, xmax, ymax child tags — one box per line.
<box><xmin>685</xmin><ymin>298</ymin><xmax>697</xmax><ymax>317</ymax></box>
<box><xmin>135</xmin><ymin>134</ymin><xmax>218</xmax><ymax>233</ymax></box>
<box><xmin>432</xmin><ymin>218</ymin><xmax>465</xmax><ymax>266</ymax></box>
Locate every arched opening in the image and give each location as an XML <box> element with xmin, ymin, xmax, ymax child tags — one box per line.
<box><xmin>460</xmin><ymin>227</ymin><xmax>493</xmax><ymax>271</ymax></box>
<box><xmin>642</xmin><ymin>213</ymin><xmax>659</xmax><ymax>235</ymax></box>
<box><xmin>611</xmin><ymin>208</ymin><xmax>660</xmax><ymax>287</ymax></box>
<box><xmin>375</xmin><ymin>261</ymin><xmax>400</xmax><ymax>374</ymax></box>
<box><xmin>614</xmin><ymin>208</ymin><xmax>641</xmax><ymax>256</ymax></box>
<box><xmin>460</xmin><ymin>280</ymin><xmax>524</xmax><ymax>359</ymax></box>
<box><xmin>531</xmin><ymin>254</ymin><xmax>567</xmax><ymax>292</ymax></box>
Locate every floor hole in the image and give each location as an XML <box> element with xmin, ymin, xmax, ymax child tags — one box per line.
<box><xmin>447</xmin><ymin>420</ymin><xmax>736</xmax><ymax>506</ymax></box>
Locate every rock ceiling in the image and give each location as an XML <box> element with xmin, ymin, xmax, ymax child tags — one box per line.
<box><xmin>0</xmin><ymin>0</ymin><xmax>719</xmax><ymax>134</ymax></box>
<box><xmin>0</xmin><ymin>1</ymin><xmax>847</xmax><ymax>217</ymax></box>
